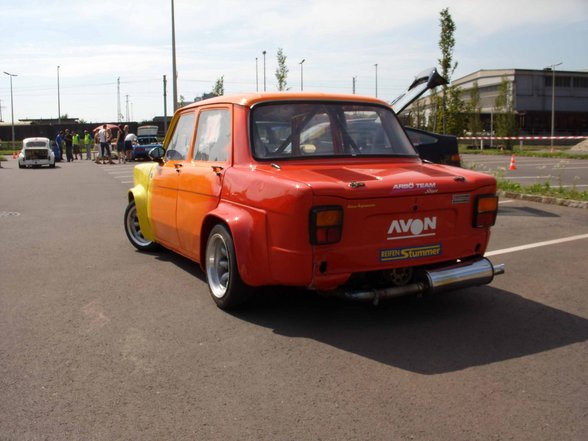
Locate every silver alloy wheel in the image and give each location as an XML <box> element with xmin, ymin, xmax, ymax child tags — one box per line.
<box><xmin>125</xmin><ymin>202</ymin><xmax>153</xmax><ymax>248</ymax></box>
<box><xmin>206</xmin><ymin>232</ymin><xmax>230</xmax><ymax>299</ymax></box>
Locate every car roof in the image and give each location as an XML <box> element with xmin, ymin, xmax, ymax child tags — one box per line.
<box><xmin>179</xmin><ymin>92</ymin><xmax>391</xmax><ymax>110</ymax></box>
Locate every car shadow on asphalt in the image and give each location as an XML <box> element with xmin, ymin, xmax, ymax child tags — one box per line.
<box><xmin>232</xmin><ymin>286</ymin><xmax>588</xmax><ymax>375</ymax></box>
<box><xmin>152</xmin><ymin>249</ymin><xmax>208</xmax><ymax>283</ymax></box>
<box><xmin>498</xmin><ymin>206</ymin><xmax>560</xmax><ymax>218</ymax></box>
<box><xmin>147</xmin><ymin>249</ymin><xmax>588</xmax><ymax>375</ymax></box>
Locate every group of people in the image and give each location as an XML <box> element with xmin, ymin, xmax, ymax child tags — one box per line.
<box><xmin>54</xmin><ymin>129</ymin><xmax>93</xmax><ymax>162</ymax></box>
<box><xmin>54</xmin><ymin>124</ymin><xmax>138</xmax><ymax>164</ymax></box>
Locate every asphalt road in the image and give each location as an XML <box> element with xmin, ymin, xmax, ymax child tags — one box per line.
<box><xmin>462</xmin><ymin>153</ymin><xmax>588</xmax><ymax>189</ymax></box>
<box><xmin>1</xmin><ymin>158</ymin><xmax>587</xmax><ymax>441</ymax></box>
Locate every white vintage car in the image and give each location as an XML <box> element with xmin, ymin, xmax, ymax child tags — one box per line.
<box><xmin>18</xmin><ymin>137</ymin><xmax>56</xmax><ymax>168</ymax></box>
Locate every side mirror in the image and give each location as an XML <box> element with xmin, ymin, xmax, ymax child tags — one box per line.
<box><xmin>148</xmin><ymin>146</ymin><xmax>165</xmax><ymax>165</ymax></box>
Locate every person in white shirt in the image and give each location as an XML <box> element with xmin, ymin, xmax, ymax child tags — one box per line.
<box><xmin>96</xmin><ymin>124</ymin><xmax>113</xmax><ymax>164</ymax></box>
<box><xmin>124</xmin><ymin>129</ymin><xmax>138</xmax><ymax>162</ymax></box>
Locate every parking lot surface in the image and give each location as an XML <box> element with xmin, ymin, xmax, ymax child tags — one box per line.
<box><xmin>1</xmin><ymin>158</ymin><xmax>587</xmax><ymax>440</ymax></box>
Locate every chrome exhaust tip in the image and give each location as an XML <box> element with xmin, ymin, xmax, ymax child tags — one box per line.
<box><xmin>344</xmin><ymin>257</ymin><xmax>505</xmax><ymax>305</ymax></box>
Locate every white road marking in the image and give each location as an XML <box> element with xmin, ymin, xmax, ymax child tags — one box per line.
<box><xmin>505</xmin><ymin>175</ymin><xmax>552</xmax><ymax>179</ymax></box>
<box><xmin>485</xmin><ymin>233</ymin><xmax>588</xmax><ymax>257</ymax></box>
<box><xmin>498</xmin><ymin>199</ymin><xmax>514</xmax><ymax>204</ymax></box>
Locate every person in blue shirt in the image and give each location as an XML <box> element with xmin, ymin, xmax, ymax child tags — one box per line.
<box><xmin>55</xmin><ymin>131</ymin><xmax>64</xmax><ymax>161</ymax></box>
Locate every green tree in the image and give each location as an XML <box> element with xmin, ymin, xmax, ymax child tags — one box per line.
<box><xmin>438</xmin><ymin>7</ymin><xmax>458</xmax><ymax>134</ymax></box>
<box><xmin>412</xmin><ymin>99</ymin><xmax>427</xmax><ymax>130</ymax></box>
<box><xmin>275</xmin><ymin>48</ymin><xmax>289</xmax><ymax>91</ymax></box>
<box><xmin>446</xmin><ymin>85</ymin><xmax>466</xmax><ymax>136</ymax></box>
<box><xmin>494</xmin><ymin>75</ymin><xmax>518</xmax><ymax>149</ymax></box>
<box><xmin>212</xmin><ymin>76</ymin><xmax>224</xmax><ymax>96</ymax></box>
<box><xmin>428</xmin><ymin>89</ymin><xmax>441</xmax><ymax>132</ymax></box>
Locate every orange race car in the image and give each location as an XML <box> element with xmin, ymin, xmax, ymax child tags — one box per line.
<box><xmin>124</xmin><ymin>84</ymin><xmax>504</xmax><ymax>309</ymax></box>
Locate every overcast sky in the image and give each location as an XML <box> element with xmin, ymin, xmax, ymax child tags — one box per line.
<box><xmin>1</xmin><ymin>0</ymin><xmax>587</xmax><ymax>123</ymax></box>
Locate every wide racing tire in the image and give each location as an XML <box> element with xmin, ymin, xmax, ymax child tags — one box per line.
<box><xmin>205</xmin><ymin>224</ymin><xmax>250</xmax><ymax>310</ymax></box>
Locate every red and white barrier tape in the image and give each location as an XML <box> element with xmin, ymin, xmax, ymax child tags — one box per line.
<box><xmin>458</xmin><ymin>136</ymin><xmax>588</xmax><ymax>141</ymax></box>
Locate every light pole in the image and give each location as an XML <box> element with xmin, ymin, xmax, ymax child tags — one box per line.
<box><xmin>57</xmin><ymin>66</ymin><xmax>61</xmax><ymax>124</ymax></box>
<box><xmin>262</xmin><ymin>50</ymin><xmax>267</xmax><ymax>91</ymax></box>
<box><xmin>4</xmin><ymin>71</ymin><xmax>17</xmax><ymax>148</ymax></box>
<box><xmin>256</xmin><ymin>57</ymin><xmax>259</xmax><ymax>92</ymax></box>
<box><xmin>374</xmin><ymin>63</ymin><xmax>378</xmax><ymax>98</ymax></box>
<box><xmin>171</xmin><ymin>0</ymin><xmax>178</xmax><ymax>111</ymax></box>
<box><xmin>352</xmin><ymin>76</ymin><xmax>357</xmax><ymax>94</ymax></box>
<box><xmin>544</xmin><ymin>62</ymin><xmax>562</xmax><ymax>148</ymax></box>
<box><xmin>163</xmin><ymin>75</ymin><xmax>168</xmax><ymax>133</ymax></box>
<box><xmin>299</xmin><ymin>59</ymin><xmax>305</xmax><ymax>91</ymax></box>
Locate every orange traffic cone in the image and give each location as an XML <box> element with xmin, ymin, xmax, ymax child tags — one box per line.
<box><xmin>509</xmin><ymin>154</ymin><xmax>517</xmax><ymax>171</ymax></box>
<box><xmin>12</xmin><ymin>151</ymin><xmax>18</xmax><ymax>159</ymax></box>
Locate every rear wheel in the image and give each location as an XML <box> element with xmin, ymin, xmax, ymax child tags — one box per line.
<box><xmin>205</xmin><ymin>224</ymin><xmax>249</xmax><ymax>309</ymax></box>
<box><xmin>124</xmin><ymin>200</ymin><xmax>157</xmax><ymax>251</ymax></box>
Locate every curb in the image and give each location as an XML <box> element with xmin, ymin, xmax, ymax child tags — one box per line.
<box><xmin>498</xmin><ymin>190</ymin><xmax>588</xmax><ymax>210</ymax></box>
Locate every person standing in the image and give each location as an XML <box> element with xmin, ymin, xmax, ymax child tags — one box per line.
<box><xmin>72</xmin><ymin>130</ymin><xmax>81</xmax><ymax>160</ymax></box>
<box><xmin>83</xmin><ymin>130</ymin><xmax>92</xmax><ymax>160</ymax></box>
<box><xmin>115</xmin><ymin>125</ymin><xmax>125</xmax><ymax>163</ymax></box>
<box><xmin>97</xmin><ymin>124</ymin><xmax>113</xmax><ymax>164</ymax></box>
<box><xmin>64</xmin><ymin>129</ymin><xmax>73</xmax><ymax>162</ymax></box>
<box><xmin>124</xmin><ymin>128</ymin><xmax>138</xmax><ymax>162</ymax></box>
<box><xmin>55</xmin><ymin>131</ymin><xmax>64</xmax><ymax>161</ymax></box>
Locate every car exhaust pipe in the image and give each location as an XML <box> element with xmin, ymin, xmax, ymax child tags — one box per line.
<box><xmin>344</xmin><ymin>257</ymin><xmax>504</xmax><ymax>305</ymax></box>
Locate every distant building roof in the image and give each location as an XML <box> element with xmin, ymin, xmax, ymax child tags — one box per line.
<box><xmin>18</xmin><ymin>118</ymin><xmax>80</xmax><ymax>124</ymax></box>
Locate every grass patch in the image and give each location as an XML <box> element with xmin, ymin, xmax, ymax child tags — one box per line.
<box><xmin>497</xmin><ymin>179</ymin><xmax>588</xmax><ymax>201</ymax></box>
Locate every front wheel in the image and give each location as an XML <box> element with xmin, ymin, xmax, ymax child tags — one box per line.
<box><xmin>205</xmin><ymin>224</ymin><xmax>250</xmax><ymax>309</ymax></box>
<box><xmin>124</xmin><ymin>200</ymin><xmax>158</xmax><ymax>251</ymax></box>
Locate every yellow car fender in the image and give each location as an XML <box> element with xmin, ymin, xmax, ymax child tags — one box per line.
<box><xmin>128</xmin><ymin>162</ymin><xmax>158</xmax><ymax>243</ymax></box>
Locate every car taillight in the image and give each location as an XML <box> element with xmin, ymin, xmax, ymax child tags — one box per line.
<box><xmin>474</xmin><ymin>195</ymin><xmax>498</xmax><ymax>228</ymax></box>
<box><xmin>450</xmin><ymin>153</ymin><xmax>462</xmax><ymax>166</ymax></box>
<box><xmin>310</xmin><ymin>206</ymin><xmax>343</xmax><ymax>245</ymax></box>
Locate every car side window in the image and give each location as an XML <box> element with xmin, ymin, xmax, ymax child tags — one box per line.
<box><xmin>193</xmin><ymin>108</ymin><xmax>231</xmax><ymax>162</ymax></box>
<box><xmin>406</xmin><ymin>129</ymin><xmax>438</xmax><ymax>146</ymax></box>
<box><xmin>166</xmin><ymin>111</ymin><xmax>196</xmax><ymax>160</ymax></box>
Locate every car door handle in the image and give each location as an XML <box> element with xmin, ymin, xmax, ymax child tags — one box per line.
<box><xmin>211</xmin><ymin>166</ymin><xmax>224</xmax><ymax>176</ymax></box>
<box><xmin>174</xmin><ymin>163</ymin><xmax>183</xmax><ymax>172</ymax></box>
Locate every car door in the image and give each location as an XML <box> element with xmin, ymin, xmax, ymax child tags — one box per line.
<box><xmin>149</xmin><ymin>110</ymin><xmax>196</xmax><ymax>250</ymax></box>
<box><xmin>176</xmin><ymin>106</ymin><xmax>232</xmax><ymax>261</ymax></box>
<box><xmin>405</xmin><ymin>127</ymin><xmax>461</xmax><ymax>166</ymax></box>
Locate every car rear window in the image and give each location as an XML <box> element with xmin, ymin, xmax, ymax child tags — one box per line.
<box><xmin>25</xmin><ymin>141</ymin><xmax>48</xmax><ymax>148</ymax></box>
<box><xmin>251</xmin><ymin>102</ymin><xmax>416</xmax><ymax>160</ymax></box>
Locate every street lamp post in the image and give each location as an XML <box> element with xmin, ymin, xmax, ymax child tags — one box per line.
<box><xmin>4</xmin><ymin>71</ymin><xmax>17</xmax><ymax>149</ymax></box>
<box><xmin>171</xmin><ymin>0</ymin><xmax>178</xmax><ymax>111</ymax></box>
<box><xmin>544</xmin><ymin>62</ymin><xmax>562</xmax><ymax>148</ymax></box>
<box><xmin>57</xmin><ymin>66</ymin><xmax>61</xmax><ymax>124</ymax></box>
<box><xmin>374</xmin><ymin>63</ymin><xmax>378</xmax><ymax>98</ymax></box>
<box><xmin>299</xmin><ymin>59</ymin><xmax>305</xmax><ymax>91</ymax></box>
<box><xmin>262</xmin><ymin>51</ymin><xmax>267</xmax><ymax>92</ymax></box>
<box><xmin>256</xmin><ymin>57</ymin><xmax>259</xmax><ymax>92</ymax></box>
<box><xmin>163</xmin><ymin>75</ymin><xmax>168</xmax><ymax>133</ymax></box>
